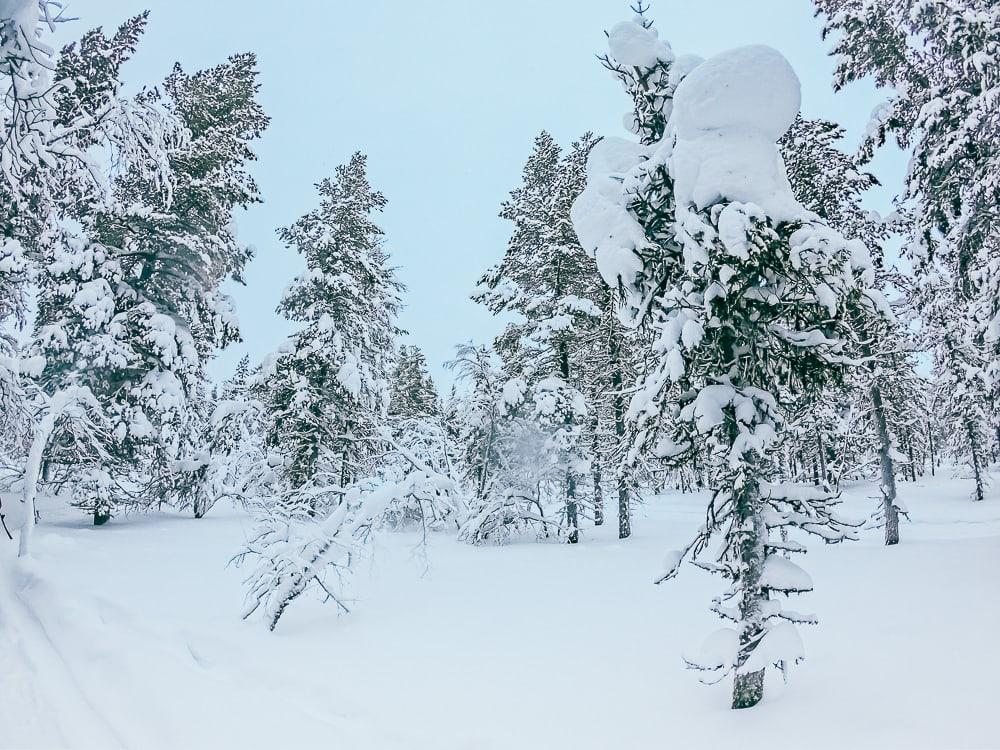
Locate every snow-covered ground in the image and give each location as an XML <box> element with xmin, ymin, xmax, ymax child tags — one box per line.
<box><xmin>3</xmin><ymin>471</ymin><xmax>999</xmax><ymax>749</ymax></box>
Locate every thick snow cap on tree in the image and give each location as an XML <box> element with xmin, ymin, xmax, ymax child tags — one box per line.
<box><xmin>672</xmin><ymin>45</ymin><xmax>803</xmax><ymax>221</ymax></box>
<box><xmin>570</xmin><ymin>137</ymin><xmax>648</xmax><ymax>301</ymax></box>
<box><xmin>607</xmin><ymin>19</ymin><xmax>674</xmax><ymax>68</ymax></box>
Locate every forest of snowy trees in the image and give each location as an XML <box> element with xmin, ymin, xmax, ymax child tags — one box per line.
<box><xmin>1</xmin><ymin>0</ymin><xmax>998</xmax><ymax>722</ymax></box>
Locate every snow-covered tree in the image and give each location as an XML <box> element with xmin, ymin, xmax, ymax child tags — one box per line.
<box><xmin>263</xmin><ymin>152</ymin><xmax>402</xmax><ymax>497</ymax></box>
<box><xmin>30</xmin><ymin>27</ymin><xmax>268</xmax><ymax>521</ymax></box>
<box><xmin>573</xmin><ymin>20</ymin><xmax>870</xmax><ymax>708</ymax></box>
<box><xmin>16</xmin><ymin>385</ymin><xmax>110</xmax><ymax>556</ymax></box>
<box><xmin>815</xmin><ymin>0</ymin><xmax>999</xmax><ymax>501</ymax></box>
<box><xmin>474</xmin><ymin>132</ymin><xmax>601</xmax><ymax>543</ymax></box>
<box><xmin>779</xmin><ymin>115</ymin><xmax>919</xmax><ymax>543</ymax></box>
<box><xmin>389</xmin><ymin>345</ymin><xmax>439</xmax><ymax>419</ymax></box>
<box><xmin>383</xmin><ymin>344</ymin><xmax>462</xmax><ymax>529</ymax></box>
<box><xmin>238</xmin><ymin>442</ymin><xmax>460</xmax><ymax>631</ymax></box>
<box><xmin>445</xmin><ymin>344</ymin><xmax>505</xmax><ymax>503</ymax></box>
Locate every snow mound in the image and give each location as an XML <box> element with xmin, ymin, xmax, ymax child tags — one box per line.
<box><xmin>607</xmin><ymin>20</ymin><xmax>673</xmax><ymax>68</ymax></box>
<box><xmin>673</xmin><ymin>45</ymin><xmax>800</xmax><ymax>141</ymax></box>
<box><xmin>671</xmin><ymin>45</ymin><xmax>803</xmax><ymax>221</ymax></box>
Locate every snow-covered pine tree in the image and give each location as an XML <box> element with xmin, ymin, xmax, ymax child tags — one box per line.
<box><xmin>383</xmin><ymin>344</ymin><xmax>462</xmax><ymax>529</ymax></box>
<box><xmin>237</xmin><ymin>157</ymin><xmax>471</xmax><ymax>629</ymax></box>
<box><xmin>574</xmin><ymin>20</ymin><xmax>868</xmax><ymax>708</ymax></box>
<box><xmin>32</xmin><ymin>37</ymin><xmax>268</xmax><ymax>520</ymax></box>
<box><xmin>581</xmin><ymin>281</ymin><xmax>642</xmax><ymax>537</ymax></box>
<box><xmin>556</xmin><ymin>134</ymin><xmax>648</xmax><ymax>537</ymax></box>
<box><xmin>581</xmin><ymin>7</ymin><xmax>706</xmax><ymax>534</ymax></box>
<box><xmin>263</xmin><ymin>152</ymin><xmax>402</xmax><ymax>497</ymax></box>
<box><xmin>446</xmin><ymin>343</ymin><xmax>552</xmax><ymax>544</ymax></box>
<box><xmin>927</xmin><ymin>319</ymin><xmax>991</xmax><ymax>501</ymax></box>
<box><xmin>446</xmin><ymin>344</ymin><xmax>504</xmax><ymax>500</ymax></box>
<box><xmin>389</xmin><ymin>345</ymin><xmax>440</xmax><ymax>420</ymax></box>
<box><xmin>779</xmin><ymin>115</ymin><xmax>920</xmax><ymax>543</ymax></box>
<box><xmin>0</xmin><ymin>8</ymin><xmax>179</xmax><ymax>525</ymax></box>
<box><xmin>1</xmin><ymin>0</ymin><xmax>68</xmax><ymax>388</ymax></box>
<box><xmin>815</xmin><ymin>0</ymin><xmax>999</xmax><ymax>501</ymax></box>
<box><xmin>474</xmin><ymin>131</ymin><xmax>600</xmax><ymax>544</ymax></box>
<box><xmin>185</xmin><ymin>359</ymin><xmax>275</xmax><ymax>518</ymax></box>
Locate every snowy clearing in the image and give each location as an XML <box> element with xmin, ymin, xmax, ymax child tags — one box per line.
<box><xmin>4</xmin><ymin>472</ymin><xmax>998</xmax><ymax>750</ymax></box>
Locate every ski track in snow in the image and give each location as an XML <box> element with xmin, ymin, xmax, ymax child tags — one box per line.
<box><xmin>3</xmin><ymin>471</ymin><xmax>999</xmax><ymax>749</ymax></box>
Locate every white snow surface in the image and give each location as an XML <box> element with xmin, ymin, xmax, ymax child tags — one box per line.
<box><xmin>2</xmin><ymin>472</ymin><xmax>999</xmax><ymax>749</ymax></box>
<box><xmin>672</xmin><ymin>45</ymin><xmax>804</xmax><ymax>221</ymax></box>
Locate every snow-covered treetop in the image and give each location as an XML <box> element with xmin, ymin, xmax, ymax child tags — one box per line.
<box><xmin>606</xmin><ymin>19</ymin><xmax>674</xmax><ymax>69</ymax></box>
<box><xmin>671</xmin><ymin>45</ymin><xmax>803</xmax><ymax>222</ymax></box>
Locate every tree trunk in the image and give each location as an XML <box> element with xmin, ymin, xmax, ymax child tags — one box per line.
<box><xmin>592</xmin><ymin>458</ymin><xmax>604</xmax><ymax>526</ymax></box>
<box><xmin>733</xmin><ymin>668</ymin><xmax>765</xmax><ymax>710</ymax></box>
<box><xmin>21</xmin><ymin>391</ymin><xmax>82</xmax><ymax>553</ymax></box>
<box><xmin>19</xmin><ymin>420</ymin><xmax>51</xmax><ymax>557</ymax></box>
<box><xmin>870</xmin><ymin>384</ymin><xmax>900</xmax><ymax>546</ymax></box>
<box><xmin>733</xmin><ymin>480</ymin><xmax>766</xmax><ymax>709</ymax></box>
<box><xmin>966</xmin><ymin>421</ymin><xmax>986</xmax><ymax>503</ymax></box>
<box><xmin>193</xmin><ymin>493</ymin><xmax>207</xmax><ymax>519</ymax></box>
<box><xmin>608</xmin><ymin>326</ymin><xmax>631</xmax><ymax>539</ymax></box>
<box><xmin>928</xmin><ymin>424</ymin><xmax>936</xmax><ymax>476</ymax></box>
<box><xmin>817</xmin><ymin>432</ymin><xmax>827</xmax><ymax>487</ymax></box>
<box><xmin>566</xmin><ymin>471</ymin><xmax>579</xmax><ymax>544</ymax></box>
<box><xmin>617</xmin><ymin>481</ymin><xmax>630</xmax><ymax>540</ymax></box>
<box><xmin>93</xmin><ymin>502</ymin><xmax>111</xmax><ymax>526</ymax></box>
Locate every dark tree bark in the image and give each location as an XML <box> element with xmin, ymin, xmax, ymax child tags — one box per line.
<box><xmin>733</xmin><ymin>476</ymin><xmax>766</xmax><ymax>709</ymax></box>
<box><xmin>817</xmin><ymin>432</ymin><xmax>827</xmax><ymax>487</ymax></box>
<box><xmin>609</xmin><ymin>327</ymin><xmax>631</xmax><ymax>539</ymax></box>
<box><xmin>566</xmin><ymin>471</ymin><xmax>579</xmax><ymax>544</ymax></box>
<box><xmin>966</xmin><ymin>421</ymin><xmax>986</xmax><ymax>503</ymax></box>
<box><xmin>93</xmin><ymin>503</ymin><xmax>111</xmax><ymax>526</ymax></box>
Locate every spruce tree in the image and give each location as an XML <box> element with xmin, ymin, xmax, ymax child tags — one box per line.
<box><xmin>32</xmin><ymin>31</ymin><xmax>268</xmax><ymax>520</ymax></box>
<box><xmin>574</xmin><ymin>19</ymin><xmax>866</xmax><ymax>709</ymax></box>
<box><xmin>389</xmin><ymin>345</ymin><xmax>440</xmax><ymax>419</ymax></box>
<box><xmin>780</xmin><ymin>115</ymin><xmax>916</xmax><ymax>542</ymax></box>
<box><xmin>263</xmin><ymin>152</ymin><xmax>402</xmax><ymax>496</ymax></box>
<box><xmin>815</xmin><ymin>0</ymin><xmax>999</xmax><ymax>500</ymax></box>
<box><xmin>474</xmin><ymin>131</ymin><xmax>601</xmax><ymax>543</ymax></box>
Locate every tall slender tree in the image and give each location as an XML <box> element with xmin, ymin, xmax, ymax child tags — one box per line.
<box><xmin>263</xmin><ymin>152</ymin><xmax>402</xmax><ymax>497</ymax></box>
<box><xmin>780</xmin><ymin>115</ymin><xmax>916</xmax><ymax>543</ymax></box>
<box><xmin>574</xmin><ymin>19</ymin><xmax>866</xmax><ymax>709</ymax></box>
<box><xmin>815</xmin><ymin>0</ymin><xmax>999</xmax><ymax>500</ymax></box>
<box><xmin>475</xmin><ymin>132</ymin><xmax>601</xmax><ymax>543</ymax></box>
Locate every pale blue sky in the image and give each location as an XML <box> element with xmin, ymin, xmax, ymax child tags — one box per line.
<box><xmin>62</xmin><ymin>1</ymin><xmax>903</xmax><ymax>388</ymax></box>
